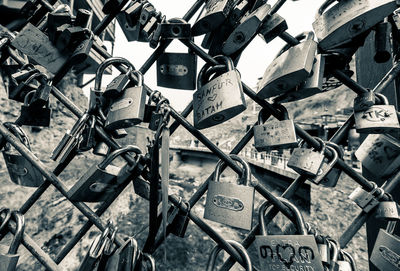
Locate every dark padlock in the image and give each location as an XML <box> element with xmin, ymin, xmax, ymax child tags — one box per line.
<box><xmin>56</xmin><ymin>26</ymin><xmax>88</xmax><ymax>52</ymax></box>
<box><xmin>141</xmin><ymin>15</ymin><xmax>159</xmax><ymax>41</ymax></box>
<box><xmin>18</xmin><ymin>90</ymin><xmax>51</xmax><ymax>127</ymax></box>
<box><xmin>139</xmin><ymin>2</ymin><xmax>156</xmax><ymax>26</ymax></box>
<box><xmin>78</xmin><ymin>115</ymin><xmax>97</xmax><ymax>152</ymax></box>
<box><xmin>30</xmin><ymin>79</ymin><xmax>52</xmax><ymax>109</ymax></box>
<box><xmin>9</xmin><ymin>72</ymin><xmax>43</xmax><ymax>103</ymax></box>
<box><xmin>259</xmin><ymin>12</ymin><xmax>288</xmax><ymax>44</ymax></box>
<box><xmin>47</xmin><ymin>10</ymin><xmax>72</xmax><ymax>42</ymax></box>
<box><xmin>309</xmin><ymin>145</ymin><xmax>338</xmax><ymax>185</ymax></box>
<box><xmin>169</xmin><ymin>200</ymin><xmax>191</xmax><ymax>238</ymax></box>
<box><xmin>374</xmin><ymin>21</ymin><xmax>391</xmax><ymax>63</ymax></box>
<box><xmin>143</xmin><ymin>91</ymin><xmax>159</xmax><ymax>123</ymax></box>
<box><xmin>149</xmin><ymin>16</ymin><xmax>165</xmax><ymax>48</ymax></box>
<box><xmin>117</xmin><ymin>1</ymin><xmax>143</xmax><ymax>42</ymax></box>
<box><xmin>348</xmin><ymin>184</ymin><xmax>384</xmax><ymax>213</ymax></box>
<box><xmin>160</xmin><ymin>18</ymin><xmax>192</xmax><ymax>39</ymax></box>
<box><xmin>78</xmin><ymin>226</ymin><xmax>110</xmax><ymax>271</ymax></box>
<box><xmin>74</xmin><ymin>9</ymin><xmax>92</xmax><ymax>28</ymax></box>
<box><xmin>206</xmin><ymin>239</ymin><xmax>252</xmax><ymax>271</ymax></box>
<box><xmin>2</xmin><ymin>123</ymin><xmax>44</xmax><ymax>187</ymax></box>
<box><xmin>103</xmin><ymin>69</ymin><xmax>132</xmax><ymax>99</ymax></box>
<box><xmin>193</xmin><ymin>55</ymin><xmax>246</xmax><ymax>129</ymax></box>
<box><xmin>132</xmin><ymin>177</ymin><xmax>162</xmax><ymax>203</ymax></box>
<box><xmin>68</xmin><ymin>145</ymin><xmax>142</xmax><ymax>202</ymax></box>
<box><xmin>69</xmin><ymin>36</ymin><xmax>94</xmax><ymax>65</ymax></box>
<box><xmin>204</xmin><ymin>154</ymin><xmax>255</xmax><ymax>230</ymax></box>
<box><xmin>319</xmin><ymin>142</ymin><xmax>343</xmax><ymax>187</ymax></box>
<box><xmin>0</xmin><ymin>211</ymin><xmax>24</xmax><ymax>271</ymax></box>
<box><xmin>105</xmin><ymin>237</ymin><xmax>138</xmax><ymax>271</ymax></box>
<box><xmin>148</xmin><ymin>98</ymin><xmax>168</xmax><ymax>131</ymax></box>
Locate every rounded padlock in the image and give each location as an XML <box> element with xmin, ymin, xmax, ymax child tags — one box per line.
<box><xmin>206</xmin><ymin>239</ymin><xmax>252</xmax><ymax>271</ymax></box>
<box><xmin>320</xmin><ymin>141</ymin><xmax>343</xmax><ymax>187</ymax></box>
<box><xmin>309</xmin><ymin>145</ymin><xmax>338</xmax><ymax>185</ymax></box>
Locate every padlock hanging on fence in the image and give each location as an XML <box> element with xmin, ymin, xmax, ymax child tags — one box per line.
<box><xmin>206</xmin><ymin>239</ymin><xmax>252</xmax><ymax>271</ymax></box>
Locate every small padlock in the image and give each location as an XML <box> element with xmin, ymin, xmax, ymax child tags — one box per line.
<box><xmin>9</xmin><ymin>72</ymin><xmax>43</xmax><ymax>103</ymax></box>
<box><xmin>370</xmin><ymin>220</ymin><xmax>400</xmax><ymax>271</ymax></box>
<box><xmin>47</xmin><ymin>10</ymin><xmax>72</xmax><ymax>42</ymax></box>
<box><xmin>287</xmin><ymin>137</ymin><xmax>326</xmax><ymax>177</ymax></box>
<box><xmin>374</xmin><ymin>196</ymin><xmax>400</xmax><ymax>221</ymax></box>
<box><xmin>193</xmin><ymin>55</ymin><xmax>246</xmax><ymax>129</ymax></box>
<box><xmin>257</xmin><ymin>31</ymin><xmax>317</xmax><ymax>99</ymax></box>
<box><xmin>0</xmin><ymin>211</ymin><xmax>24</xmax><ymax>271</ymax></box>
<box><xmin>10</xmin><ymin>65</ymin><xmax>39</xmax><ymax>83</ymax></box>
<box><xmin>206</xmin><ymin>239</ymin><xmax>252</xmax><ymax>271</ymax></box>
<box><xmin>254</xmin><ymin>105</ymin><xmax>297</xmax><ymax>151</ymax></box>
<box><xmin>102</xmin><ymin>0</ymin><xmax>124</xmax><ymax>14</ymax></box>
<box><xmin>2</xmin><ymin>123</ymin><xmax>44</xmax><ymax>187</ymax></box>
<box><xmin>327</xmin><ymin>238</ymin><xmax>341</xmax><ymax>271</ymax></box>
<box><xmin>69</xmin><ymin>36</ymin><xmax>93</xmax><ymax>65</ymax></box>
<box><xmin>78</xmin><ymin>115</ymin><xmax>96</xmax><ymax>152</ymax></box>
<box><xmin>30</xmin><ymin>79</ymin><xmax>52</xmax><ymax>108</ymax></box>
<box><xmin>18</xmin><ymin>90</ymin><xmax>51</xmax><ymax>127</ymax></box>
<box><xmin>74</xmin><ymin>9</ymin><xmax>92</xmax><ymax>28</ymax></box>
<box><xmin>56</xmin><ymin>26</ymin><xmax>88</xmax><ymax>52</ymax></box>
<box><xmin>349</xmin><ymin>184</ymin><xmax>384</xmax><ymax>213</ymax></box>
<box><xmin>354</xmin><ymin>93</ymin><xmax>400</xmax><ymax>134</ymax></box>
<box><xmin>204</xmin><ymin>154</ymin><xmax>255</xmax><ymax>230</ymax></box>
<box><xmin>255</xmin><ymin>197</ymin><xmax>324</xmax><ymax>271</ymax></box>
<box><xmin>320</xmin><ymin>142</ymin><xmax>343</xmax><ymax>187</ymax></box>
<box><xmin>117</xmin><ymin>1</ymin><xmax>143</xmax><ymax>42</ymax></box>
<box><xmin>105</xmin><ymin>71</ymin><xmax>146</xmax><ymax>130</ymax></box>
<box><xmin>97</xmin><ymin>223</ymin><xmax>118</xmax><ymax>271</ymax></box>
<box><xmin>312</xmin><ymin>0</ymin><xmax>398</xmax><ymax>50</ymax></box>
<box><xmin>103</xmin><ymin>69</ymin><xmax>132</xmax><ymax>99</ymax></box>
<box><xmin>139</xmin><ymin>2</ymin><xmax>156</xmax><ymax>26</ymax></box>
<box><xmin>115</xmin><ymin>237</ymin><xmax>138</xmax><ymax>271</ymax></box>
<box><xmin>68</xmin><ymin>145</ymin><xmax>141</xmax><ymax>202</ymax></box>
<box><xmin>93</xmin><ymin>141</ymin><xmax>110</xmax><ymax>157</ymax></box>
<box><xmin>159</xmin><ymin>18</ymin><xmax>191</xmax><ymax>39</ymax></box>
<box><xmin>337</xmin><ymin>250</ymin><xmax>357</xmax><ymax>271</ymax></box>
<box><xmin>258</xmin><ymin>12</ymin><xmax>288</xmax><ymax>44</ymax></box>
<box><xmin>309</xmin><ymin>145</ymin><xmax>338</xmax><ymax>185</ymax></box>
<box><xmin>148</xmin><ymin>98</ymin><xmax>169</xmax><ymax>131</ymax></box>
<box><xmin>169</xmin><ymin>200</ymin><xmax>191</xmax><ymax>238</ymax></box>
<box><xmin>143</xmin><ymin>91</ymin><xmax>159</xmax><ymax>123</ymax></box>
<box><xmin>353</xmin><ymin>89</ymin><xmax>376</xmax><ymax>112</ymax></box>
<box><xmin>78</xmin><ymin>226</ymin><xmax>110</xmax><ymax>271</ymax></box>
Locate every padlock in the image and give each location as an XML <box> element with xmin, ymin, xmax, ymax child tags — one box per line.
<box><xmin>259</xmin><ymin>12</ymin><xmax>288</xmax><ymax>44</ymax></box>
<box><xmin>169</xmin><ymin>199</ymin><xmax>191</xmax><ymax>238</ymax></box>
<box><xmin>191</xmin><ymin>0</ymin><xmax>234</xmax><ymax>36</ymax></box>
<box><xmin>93</xmin><ymin>141</ymin><xmax>110</xmax><ymax>157</ymax></box>
<box><xmin>107</xmin><ymin>237</ymin><xmax>138</xmax><ymax>271</ymax></box>
<box><xmin>254</xmin><ymin>105</ymin><xmax>297</xmax><ymax>151</ymax></box>
<box><xmin>68</xmin><ymin>145</ymin><xmax>141</xmax><ymax>202</ymax></box>
<box><xmin>132</xmin><ymin>177</ymin><xmax>162</xmax><ymax>203</ymax></box>
<box><xmin>74</xmin><ymin>9</ymin><xmax>92</xmax><ymax>28</ymax></box>
<box><xmin>2</xmin><ymin>123</ymin><xmax>44</xmax><ymax>187</ymax></box>
<box><xmin>257</xmin><ymin>31</ymin><xmax>317</xmax><ymax>99</ymax></box>
<box><xmin>139</xmin><ymin>2</ymin><xmax>156</xmax><ymax>26</ymax></box>
<box><xmin>56</xmin><ymin>26</ymin><xmax>89</xmax><ymax>52</ymax></box>
<box><xmin>222</xmin><ymin>2</ymin><xmax>271</xmax><ymax>55</ymax></box>
<box><xmin>18</xmin><ymin>90</ymin><xmax>51</xmax><ymax>127</ymax></box>
<box><xmin>355</xmin><ymin>133</ymin><xmax>400</xmax><ymax>179</ymax></box>
<box><xmin>148</xmin><ymin>98</ymin><xmax>169</xmax><ymax>131</ymax></box>
<box><xmin>143</xmin><ymin>91</ymin><xmax>159</xmax><ymax>123</ymax></box>
<box><xmin>159</xmin><ymin>18</ymin><xmax>191</xmax><ymax>39</ymax></box>
<box><xmin>317</xmin><ymin>236</ymin><xmax>330</xmax><ymax>267</ymax></box>
<box><xmin>78</xmin><ymin>226</ymin><xmax>110</xmax><ymax>271</ymax></box>
<box><xmin>103</xmin><ymin>69</ymin><xmax>132</xmax><ymax>99</ymax></box>
<box><xmin>156</xmin><ymin>49</ymin><xmax>197</xmax><ymax>90</ymax></box>
<box><xmin>353</xmin><ymin>88</ymin><xmax>376</xmax><ymax>112</ymax></box>
<box><xmin>102</xmin><ymin>0</ymin><xmax>124</xmax><ymax>14</ymax></box>
<box><xmin>337</xmin><ymin>250</ymin><xmax>357</xmax><ymax>271</ymax></box>
<box><xmin>354</xmin><ymin>93</ymin><xmax>400</xmax><ymax>134</ymax></box>
<box><xmin>141</xmin><ymin>16</ymin><xmax>158</xmax><ymax>41</ymax></box>
<box><xmin>149</xmin><ymin>16</ymin><xmax>165</xmax><ymax>48</ymax></box>
<box><xmin>9</xmin><ymin>72</ymin><xmax>43</xmax><ymax>103</ymax></box>
<box><xmin>327</xmin><ymin>238</ymin><xmax>340</xmax><ymax>271</ymax></box>
<box><xmin>312</xmin><ymin>0</ymin><xmax>398</xmax><ymax>51</ymax></box>
<box><xmin>97</xmin><ymin>223</ymin><xmax>118</xmax><ymax>271</ymax></box>
<box><xmin>255</xmin><ymin>198</ymin><xmax>324</xmax><ymax>271</ymax></box>
<box><xmin>370</xmin><ymin>220</ymin><xmax>400</xmax><ymax>271</ymax></box>
<box><xmin>204</xmin><ymin>154</ymin><xmax>255</xmax><ymax>230</ymax></box>
<box><xmin>349</xmin><ymin>184</ymin><xmax>384</xmax><ymax>213</ymax></box>
<box><xmin>47</xmin><ymin>10</ymin><xmax>72</xmax><ymax>42</ymax></box>
<box><xmin>30</xmin><ymin>79</ymin><xmax>52</xmax><ymax>108</ymax></box>
<box><xmin>374</xmin><ymin>21</ymin><xmax>391</xmax><ymax>64</ymax></box>
<box><xmin>105</xmin><ymin>71</ymin><xmax>146</xmax><ymax>130</ymax></box>
<box><xmin>206</xmin><ymin>239</ymin><xmax>252</xmax><ymax>271</ymax></box>
<box><xmin>287</xmin><ymin>137</ymin><xmax>326</xmax><ymax>177</ymax></box>
<box><xmin>78</xmin><ymin>115</ymin><xmax>96</xmax><ymax>152</ymax></box>
<box><xmin>11</xmin><ymin>65</ymin><xmax>39</xmax><ymax>83</ymax></box>
<box><xmin>0</xmin><ymin>211</ymin><xmax>24</xmax><ymax>271</ymax></box>
<box><xmin>374</xmin><ymin>196</ymin><xmax>400</xmax><ymax>221</ymax></box>
<box><xmin>117</xmin><ymin>1</ymin><xmax>143</xmax><ymax>42</ymax></box>
<box><xmin>319</xmin><ymin>142</ymin><xmax>343</xmax><ymax>187</ymax></box>
<box><xmin>309</xmin><ymin>145</ymin><xmax>338</xmax><ymax>185</ymax></box>
<box><xmin>193</xmin><ymin>55</ymin><xmax>246</xmax><ymax>129</ymax></box>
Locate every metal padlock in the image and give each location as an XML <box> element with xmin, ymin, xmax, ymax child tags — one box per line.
<box><xmin>56</xmin><ymin>26</ymin><xmax>88</xmax><ymax>52</ymax></box>
<box><xmin>69</xmin><ymin>36</ymin><xmax>94</xmax><ymax>65</ymax></box>
<box><xmin>0</xmin><ymin>211</ymin><xmax>24</xmax><ymax>271</ymax></box>
<box><xmin>47</xmin><ymin>10</ymin><xmax>72</xmax><ymax>42</ymax></box>
<box><xmin>259</xmin><ymin>12</ymin><xmax>288</xmax><ymax>44</ymax></box>
<box><xmin>254</xmin><ymin>105</ymin><xmax>297</xmax><ymax>151</ymax></box>
<box><xmin>354</xmin><ymin>89</ymin><xmax>376</xmax><ymax>112</ymax></box>
<box><xmin>320</xmin><ymin>142</ymin><xmax>343</xmax><ymax>187</ymax></box>
<box><xmin>193</xmin><ymin>55</ymin><xmax>246</xmax><ymax>129</ymax></box>
<box><xmin>160</xmin><ymin>18</ymin><xmax>191</xmax><ymax>39</ymax></box>
<box><xmin>78</xmin><ymin>115</ymin><xmax>96</xmax><ymax>152</ymax></box>
<box><xmin>78</xmin><ymin>226</ymin><xmax>110</xmax><ymax>271</ymax></box>
<box><xmin>103</xmin><ymin>70</ymin><xmax>132</xmax><ymax>99</ymax></box>
<box><xmin>9</xmin><ymin>72</ymin><xmax>43</xmax><ymax>103</ymax></box>
<box><xmin>257</xmin><ymin>31</ymin><xmax>317</xmax><ymax>99</ymax></box>
<box><xmin>2</xmin><ymin>123</ymin><xmax>44</xmax><ymax>187</ymax></box>
<box><xmin>255</xmin><ymin>198</ymin><xmax>324</xmax><ymax>271</ymax></box>
<box><xmin>354</xmin><ymin>93</ymin><xmax>400</xmax><ymax>134</ymax></box>
<box><xmin>18</xmin><ymin>90</ymin><xmax>51</xmax><ymax>127</ymax></box>
<box><xmin>374</xmin><ymin>197</ymin><xmax>400</xmax><ymax>221</ymax></box>
<box><xmin>191</xmin><ymin>0</ymin><xmax>235</xmax><ymax>36</ymax></box>
<box><xmin>117</xmin><ymin>1</ymin><xmax>143</xmax><ymax>42</ymax></box>
<box><xmin>312</xmin><ymin>0</ymin><xmax>398</xmax><ymax>50</ymax></box>
<box><xmin>204</xmin><ymin>154</ymin><xmax>255</xmax><ymax>230</ymax></box>
<box><xmin>317</xmin><ymin>237</ymin><xmax>330</xmax><ymax>267</ymax></box>
<box><xmin>337</xmin><ymin>250</ymin><xmax>357</xmax><ymax>271</ymax></box>
<box><xmin>169</xmin><ymin>200</ymin><xmax>191</xmax><ymax>238</ymax></box>
<box><xmin>355</xmin><ymin>133</ymin><xmax>400</xmax><ymax>179</ymax></box>
<box><xmin>370</xmin><ymin>220</ymin><xmax>400</xmax><ymax>271</ymax></box>
<box><xmin>30</xmin><ymin>79</ymin><xmax>52</xmax><ymax>108</ymax></box>
<box><xmin>141</xmin><ymin>15</ymin><xmax>159</xmax><ymax>41</ymax></box>
<box><xmin>287</xmin><ymin>137</ymin><xmax>326</xmax><ymax>177</ymax></box>
<box><xmin>11</xmin><ymin>65</ymin><xmax>39</xmax><ymax>83</ymax></box>
<box><xmin>206</xmin><ymin>240</ymin><xmax>252</xmax><ymax>271</ymax></box>
<box><xmin>148</xmin><ymin>98</ymin><xmax>169</xmax><ymax>131</ymax></box>
<box><xmin>74</xmin><ymin>9</ymin><xmax>92</xmax><ymax>28</ymax></box>
<box><xmin>309</xmin><ymin>145</ymin><xmax>338</xmax><ymax>185</ymax></box>
<box><xmin>143</xmin><ymin>91</ymin><xmax>159</xmax><ymax>123</ymax></box>
<box><xmin>68</xmin><ymin>145</ymin><xmax>141</xmax><ymax>202</ymax></box>
<box><xmin>116</xmin><ymin>237</ymin><xmax>138</xmax><ymax>271</ymax></box>
<box><xmin>139</xmin><ymin>2</ymin><xmax>156</xmax><ymax>26</ymax></box>
<box><xmin>349</xmin><ymin>184</ymin><xmax>384</xmax><ymax>213</ymax></box>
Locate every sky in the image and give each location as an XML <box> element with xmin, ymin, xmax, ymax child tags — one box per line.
<box><xmin>84</xmin><ymin>0</ymin><xmax>325</xmax><ymax>111</ymax></box>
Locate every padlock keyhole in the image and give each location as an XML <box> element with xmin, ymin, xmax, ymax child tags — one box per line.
<box><xmin>172</xmin><ymin>26</ymin><xmax>181</xmax><ymax>36</ymax></box>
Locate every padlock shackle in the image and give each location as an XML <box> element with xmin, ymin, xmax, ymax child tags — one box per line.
<box><xmin>3</xmin><ymin>122</ymin><xmax>30</xmax><ymax>149</ymax></box>
<box><xmin>375</xmin><ymin>93</ymin><xmax>389</xmax><ymax>105</ymax></box>
<box><xmin>214</xmin><ymin>154</ymin><xmax>251</xmax><ymax>186</ymax></box>
<box><xmin>341</xmin><ymin>250</ymin><xmax>357</xmax><ymax>271</ymax></box>
<box><xmin>328</xmin><ymin>238</ymin><xmax>340</xmax><ymax>268</ymax></box>
<box><xmin>142</xmin><ymin>253</ymin><xmax>156</xmax><ymax>271</ymax></box>
<box><xmin>197</xmin><ymin>55</ymin><xmax>235</xmax><ymax>89</ymax></box>
<box><xmin>206</xmin><ymin>239</ymin><xmax>252</xmax><ymax>271</ymax></box>
<box><xmin>0</xmin><ymin>208</ymin><xmax>11</xmax><ymax>234</ymax></box>
<box><xmin>23</xmin><ymin>90</ymin><xmax>36</xmax><ymax>106</ymax></box>
<box><xmin>316</xmin><ymin>0</ymin><xmax>336</xmax><ymax>17</ymax></box>
<box><xmin>325</xmin><ymin>145</ymin><xmax>338</xmax><ymax>166</ymax></box>
<box><xmin>276</xmin><ymin>31</ymin><xmax>315</xmax><ymax>58</ymax></box>
<box><xmin>147</xmin><ymin>90</ymin><xmax>161</xmax><ymax>106</ymax></box>
<box><xmin>98</xmin><ymin>145</ymin><xmax>142</xmax><ymax>170</ymax></box>
<box><xmin>326</xmin><ymin>141</ymin><xmax>343</xmax><ymax>159</ymax></box>
<box><xmin>275</xmin><ymin>104</ymin><xmax>290</xmax><ymax>120</ymax></box>
<box><xmin>94</xmin><ymin>57</ymin><xmax>136</xmax><ymax>91</ymax></box>
<box><xmin>258</xmin><ymin>200</ymin><xmax>273</xmax><ymax>236</ymax></box>
<box><xmin>23</xmin><ymin>71</ymin><xmax>48</xmax><ymax>86</ymax></box>
<box><xmin>257</xmin><ymin>108</ymin><xmax>272</xmax><ymax>125</ymax></box>
<box><xmin>8</xmin><ymin>211</ymin><xmax>24</xmax><ymax>254</ymax></box>
<box><xmin>130</xmin><ymin>70</ymin><xmax>144</xmax><ymax>87</ymax></box>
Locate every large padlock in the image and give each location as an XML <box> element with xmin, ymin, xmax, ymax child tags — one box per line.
<box><xmin>206</xmin><ymin>239</ymin><xmax>252</xmax><ymax>271</ymax></box>
<box><xmin>67</xmin><ymin>145</ymin><xmax>141</xmax><ymax>202</ymax></box>
<box><xmin>18</xmin><ymin>90</ymin><xmax>51</xmax><ymax>127</ymax></box>
<box><xmin>309</xmin><ymin>145</ymin><xmax>338</xmax><ymax>185</ymax></box>
<box><xmin>204</xmin><ymin>154</ymin><xmax>255</xmax><ymax>230</ymax></box>
<box><xmin>193</xmin><ymin>55</ymin><xmax>246</xmax><ymax>129</ymax></box>
<box><xmin>354</xmin><ymin>93</ymin><xmax>400</xmax><ymax>134</ymax></box>
<box><xmin>355</xmin><ymin>133</ymin><xmax>400</xmax><ymax>179</ymax></box>
<box><xmin>312</xmin><ymin>0</ymin><xmax>398</xmax><ymax>51</ymax></box>
<box><xmin>255</xmin><ymin>198</ymin><xmax>324</xmax><ymax>271</ymax></box>
<box><xmin>2</xmin><ymin>123</ymin><xmax>44</xmax><ymax>187</ymax></box>
<box><xmin>105</xmin><ymin>71</ymin><xmax>146</xmax><ymax>130</ymax></box>
<box><xmin>254</xmin><ymin>105</ymin><xmax>297</xmax><ymax>151</ymax></box>
<box><xmin>30</xmin><ymin>79</ymin><xmax>52</xmax><ymax>108</ymax></box>
<box><xmin>105</xmin><ymin>237</ymin><xmax>138</xmax><ymax>271</ymax></box>
<box><xmin>287</xmin><ymin>137</ymin><xmax>326</xmax><ymax>177</ymax></box>
<box><xmin>257</xmin><ymin>31</ymin><xmax>317</xmax><ymax>99</ymax></box>
<box><xmin>370</xmin><ymin>220</ymin><xmax>400</xmax><ymax>271</ymax></box>
<box><xmin>319</xmin><ymin>142</ymin><xmax>343</xmax><ymax>187</ymax></box>
<box><xmin>0</xmin><ymin>211</ymin><xmax>24</xmax><ymax>271</ymax></box>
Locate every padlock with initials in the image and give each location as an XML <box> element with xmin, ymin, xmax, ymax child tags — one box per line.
<box><xmin>320</xmin><ymin>142</ymin><xmax>343</xmax><ymax>187</ymax></box>
<box><xmin>206</xmin><ymin>240</ymin><xmax>252</xmax><ymax>271</ymax></box>
<box><xmin>18</xmin><ymin>90</ymin><xmax>51</xmax><ymax>127</ymax></box>
<box><xmin>287</xmin><ymin>137</ymin><xmax>326</xmax><ymax>177</ymax></box>
<box><xmin>309</xmin><ymin>145</ymin><xmax>338</xmax><ymax>185</ymax></box>
<box><xmin>312</xmin><ymin>0</ymin><xmax>398</xmax><ymax>51</ymax></box>
<box><xmin>193</xmin><ymin>55</ymin><xmax>246</xmax><ymax>129</ymax></box>
<box><xmin>255</xmin><ymin>198</ymin><xmax>324</xmax><ymax>271</ymax></box>
<box><xmin>257</xmin><ymin>31</ymin><xmax>317</xmax><ymax>99</ymax></box>
<box><xmin>0</xmin><ymin>211</ymin><xmax>24</xmax><ymax>271</ymax></box>
<box><xmin>254</xmin><ymin>105</ymin><xmax>297</xmax><ymax>151</ymax></box>
<box><xmin>68</xmin><ymin>145</ymin><xmax>141</xmax><ymax>202</ymax></box>
<box><xmin>204</xmin><ymin>154</ymin><xmax>255</xmax><ymax>230</ymax></box>
<box><xmin>374</xmin><ymin>198</ymin><xmax>400</xmax><ymax>221</ymax></box>
<box><xmin>354</xmin><ymin>93</ymin><xmax>400</xmax><ymax>134</ymax></box>
<box><xmin>370</xmin><ymin>220</ymin><xmax>400</xmax><ymax>271</ymax></box>
<box><xmin>2</xmin><ymin>123</ymin><xmax>44</xmax><ymax>187</ymax></box>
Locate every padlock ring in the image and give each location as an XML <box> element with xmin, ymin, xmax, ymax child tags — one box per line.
<box><xmin>94</xmin><ymin>57</ymin><xmax>136</xmax><ymax>92</ymax></box>
<box><xmin>8</xmin><ymin>211</ymin><xmax>24</xmax><ymax>254</ymax></box>
<box><xmin>276</xmin><ymin>31</ymin><xmax>315</xmax><ymax>58</ymax></box>
<box><xmin>316</xmin><ymin>0</ymin><xmax>337</xmax><ymax>18</ymax></box>
<box><xmin>147</xmin><ymin>90</ymin><xmax>161</xmax><ymax>106</ymax></box>
<box><xmin>327</xmin><ymin>238</ymin><xmax>340</xmax><ymax>264</ymax></box>
<box><xmin>98</xmin><ymin>145</ymin><xmax>142</xmax><ymax>170</ymax></box>
<box><xmin>325</xmin><ymin>145</ymin><xmax>338</xmax><ymax>166</ymax></box>
<box><xmin>274</xmin><ymin>103</ymin><xmax>290</xmax><ymax>121</ymax></box>
<box><xmin>257</xmin><ymin>108</ymin><xmax>272</xmax><ymax>125</ymax></box>
<box><xmin>0</xmin><ymin>208</ymin><xmax>11</xmax><ymax>234</ymax></box>
<box><xmin>326</xmin><ymin>141</ymin><xmax>344</xmax><ymax>159</ymax></box>
<box><xmin>142</xmin><ymin>253</ymin><xmax>156</xmax><ymax>271</ymax></box>
<box><xmin>214</xmin><ymin>154</ymin><xmax>252</xmax><ymax>186</ymax></box>
<box><xmin>375</xmin><ymin>93</ymin><xmax>389</xmax><ymax>105</ymax></box>
<box><xmin>206</xmin><ymin>240</ymin><xmax>252</xmax><ymax>271</ymax></box>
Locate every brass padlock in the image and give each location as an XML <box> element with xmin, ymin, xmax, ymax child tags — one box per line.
<box><xmin>312</xmin><ymin>0</ymin><xmax>398</xmax><ymax>51</ymax></box>
<box><xmin>309</xmin><ymin>145</ymin><xmax>338</xmax><ymax>185</ymax></box>
<box><xmin>204</xmin><ymin>154</ymin><xmax>255</xmax><ymax>230</ymax></box>
<box><xmin>254</xmin><ymin>105</ymin><xmax>297</xmax><ymax>151</ymax></box>
<box><xmin>193</xmin><ymin>55</ymin><xmax>246</xmax><ymax>129</ymax></box>
<box><xmin>67</xmin><ymin>145</ymin><xmax>141</xmax><ymax>202</ymax></box>
<box><xmin>320</xmin><ymin>142</ymin><xmax>343</xmax><ymax>187</ymax></box>
<box><xmin>354</xmin><ymin>94</ymin><xmax>400</xmax><ymax>134</ymax></box>
<box><xmin>2</xmin><ymin>123</ymin><xmax>44</xmax><ymax>187</ymax></box>
<box><xmin>257</xmin><ymin>31</ymin><xmax>317</xmax><ymax>99</ymax></box>
<box><xmin>287</xmin><ymin>137</ymin><xmax>326</xmax><ymax>177</ymax></box>
<box><xmin>0</xmin><ymin>211</ymin><xmax>24</xmax><ymax>271</ymax></box>
<box><xmin>206</xmin><ymin>240</ymin><xmax>252</xmax><ymax>271</ymax></box>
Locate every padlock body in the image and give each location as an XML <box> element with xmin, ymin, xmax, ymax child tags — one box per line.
<box><xmin>370</xmin><ymin>229</ymin><xmax>400</xmax><ymax>271</ymax></box>
<box><xmin>204</xmin><ymin>181</ymin><xmax>254</xmax><ymax>230</ymax></box>
<box><xmin>255</xmin><ymin>235</ymin><xmax>324</xmax><ymax>271</ymax></box>
<box><xmin>319</xmin><ymin>167</ymin><xmax>341</xmax><ymax>187</ymax></box>
<box><xmin>0</xmin><ymin>250</ymin><xmax>19</xmax><ymax>271</ymax></box>
<box><xmin>259</xmin><ymin>13</ymin><xmax>288</xmax><ymax>44</ymax></box>
<box><xmin>133</xmin><ymin>177</ymin><xmax>161</xmax><ymax>203</ymax></box>
<box><xmin>117</xmin><ymin>12</ymin><xmax>141</xmax><ymax>42</ymax></box>
<box><xmin>312</xmin><ymin>0</ymin><xmax>398</xmax><ymax>50</ymax></box>
<box><xmin>19</xmin><ymin>105</ymin><xmax>51</xmax><ymax>127</ymax></box>
<box><xmin>318</xmin><ymin>242</ymin><xmax>330</xmax><ymax>265</ymax></box>
<box><xmin>105</xmin><ymin>86</ymin><xmax>146</xmax><ymax>130</ymax></box>
<box><xmin>287</xmin><ymin>148</ymin><xmax>325</xmax><ymax>176</ymax></box>
<box><xmin>348</xmin><ymin>187</ymin><xmax>379</xmax><ymax>212</ymax></box>
<box><xmin>156</xmin><ymin>52</ymin><xmax>197</xmax><ymax>90</ymax></box>
<box><xmin>193</xmin><ymin>70</ymin><xmax>246</xmax><ymax>129</ymax></box>
<box><xmin>2</xmin><ymin>152</ymin><xmax>44</xmax><ymax>187</ymax></box>
<box><xmin>257</xmin><ymin>39</ymin><xmax>317</xmax><ymax>99</ymax></box>
<box><xmin>375</xmin><ymin>201</ymin><xmax>399</xmax><ymax>221</ymax></box>
<box><xmin>354</xmin><ymin>105</ymin><xmax>400</xmax><ymax>134</ymax></box>
<box><xmin>337</xmin><ymin>261</ymin><xmax>353</xmax><ymax>271</ymax></box>
<box><xmin>254</xmin><ymin>119</ymin><xmax>297</xmax><ymax>151</ymax></box>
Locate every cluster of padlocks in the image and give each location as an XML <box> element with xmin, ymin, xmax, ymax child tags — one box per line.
<box><xmin>0</xmin><ymin>0</ymin><xmax>399</xmax><ymax>270</ymax></box>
